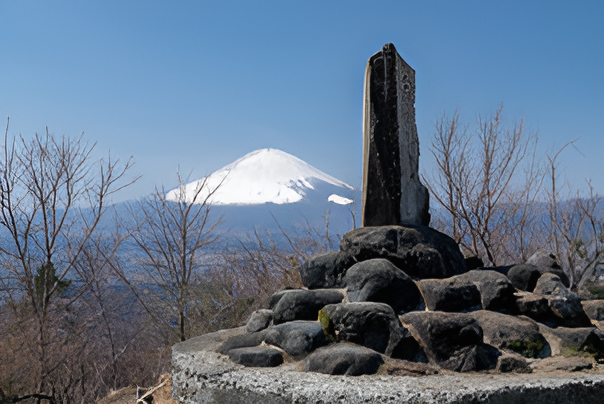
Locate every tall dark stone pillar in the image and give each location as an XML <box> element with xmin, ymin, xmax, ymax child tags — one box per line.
<box><xmin>361</xmin><ymin>43</ymin><xmax>430</xmax><ymax>227</ymax></box>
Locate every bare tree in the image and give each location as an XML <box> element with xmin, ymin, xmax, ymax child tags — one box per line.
<box><xmin>112</xmin><ymin>174</ymin><xmax>222</xmax><ymax>343</ymax></box>
<box><xmin>546</xmin><ymin>147</ymin><xmax>604</xmax><ymax>289</ymax></box>
<box><xmin>425</xmin><ymin>106</ymin><xmax>543</xmax><ymax>266</ymax></box>
<box><xmin>0</xmin><ymin>121</ymin><xmax>135</xmax><ymax>402</ymax></box>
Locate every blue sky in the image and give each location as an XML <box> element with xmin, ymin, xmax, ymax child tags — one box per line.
<box><xmin>1</xmin><ymin>1</ymin><xmax>603</xmax><ymax>202</ymax></box>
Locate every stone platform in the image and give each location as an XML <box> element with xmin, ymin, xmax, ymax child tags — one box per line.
<box><xmin>172</xmin><ymin>327</ymin><xmax>604</xmax><ymax>404</ymax></box>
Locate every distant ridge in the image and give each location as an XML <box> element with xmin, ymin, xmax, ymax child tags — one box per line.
<box><xmin>166</xmin><ymin>148</ymin><xmax>354</xmax><ymax>206</ymax></box>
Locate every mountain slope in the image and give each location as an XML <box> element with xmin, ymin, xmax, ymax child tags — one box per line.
<box><xmin>166</xmin><ymin>148</ymin><xmax>354</xmax><ymax>206</ymax></box>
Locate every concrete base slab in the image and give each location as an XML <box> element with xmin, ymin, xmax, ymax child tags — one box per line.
<box><xmin>172</xmin><ymin>328</ymin><xmax>604</xmax><ymax>404</ymax></box>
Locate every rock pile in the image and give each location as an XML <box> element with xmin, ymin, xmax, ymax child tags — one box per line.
<box><xmin>213</xmin><ymin>225</ymin><xmax>604</xmax><ymax>376</ymax></box>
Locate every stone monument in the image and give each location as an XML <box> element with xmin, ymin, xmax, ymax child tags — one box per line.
<box><xmin>362</xmin><ymin>43</ymin><xmax>430</xmax><ymax>227</ymax></box>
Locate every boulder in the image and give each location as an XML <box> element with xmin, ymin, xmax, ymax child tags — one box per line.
<box><xmin>532</xmin><ymin>356</ymin><xmax>594</xmax><ymax>372</ymax></box>
<box><xmin>345</xmin><ymin>258</ymin><xmax>423</xmax><ymax>314</ymax></box>
<box><xmin>246</xmin><ymin>309</ymin><xmax>273</xmax><ymax>333</ymax></box>
<box><xmin>263</xmin><ymin>321</ymin><xmax>328</xmax><ymax>357</ymax></box>
<box><xmin>538</xmin><ymin>324</ymin><xmax>604</xmax><ymax>358</ymax></box>
<box><xmin>513</xmin><ymin>292</ymin><xmax>554</xmax><ymax>324</ymax></box>
<box><xmin>582</xmin><ymin>300</ymin><xmax>604</xmax><ymax>321</ymax></box>
<box><xmin>469</xmin><ymin>310</ymin><xmax>549</xmax><ymax>358</ymax></box>
<box><xmin>319</xmin><ymin>302</ymin><xmax>404</xmax><ymax>355</ymax></box>
<box><xmin>217</xmin><ymin>331</ymin><xmax>266</xmax><ymax>354</ymax></box>
<box><xmin>496</xmin><ymin>352</ymin><xmax>532</xmax><ymax>373</ymax></box>
<box><xmin>268</xmin><ymin>289</ymin><xmax>292</xmax><ymax>310</ymax></box>
<box><xmin>305</xmin><ymin>343</ymin><xmax>384</xmax><ymax>376</ymax></box>
<box><xmin>464</xmin><ymin>256</ymin><xmax>484</xmax><ymax>270</ymax></box>
<box><xmin>534</xmin><ymin>273</ymin><xmax>568</xmax><ymax>296</ymax></box>
<box><xmin>227</xmin><ymin>347</ymin><xmax>283</xmax><ymax>367</ymax></box>
<box><xmin>340</xmin><ymin>225</ymin><xmax>467</xmax><ymax>279</ymax></box>
<box><xmin>272</xmin><ymin>289</ymin><xmax>344</xmax><ymax>324</ymax></box>
<box><xmin>400</xmin><ymin>311</ymin><xmax>498</xmax><ymax>372</ymax></box>
<box><xmin>507</xmin><ymin>264</ymin><xmax>542</xmax><ymax>292</ymax></box>
<box><xmin>455</xmin><ymin>270</ymin><xmax>516</xmax><ymax>311</ymax></box>
<box><xmin>299</xmin><ymin>251</ymin><xmax>356</xmax><ymax>289</ymax></box>
<box><xmin>526</xmin><ymin>250</ymin><xmax>570</xmax><ymax>287</ymax></box>
<box><xmin>539</xmin><ymin>280</ymin><xmax>592</xmax><ymax>328</ymax></box>
<box><xmin>416</xmin><ymin>278</ymin><xmax>481</xmax><ymax>312</ymax></box>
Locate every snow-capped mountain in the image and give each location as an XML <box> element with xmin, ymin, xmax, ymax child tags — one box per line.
<box><xmin>166</xmin><ymin>148</ymin><xmax>354</xmax><ymax>206</ymax></box>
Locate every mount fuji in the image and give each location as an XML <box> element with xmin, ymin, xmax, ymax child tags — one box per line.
<box><xmin>166</xmin><ymin>148</ymin><xmax>359</xmax><ymax>236</ymax></box>
<box><xmin>166</xmin><ymin>148</ymin><xmax>354</xmax><ymax>206</ymax></box>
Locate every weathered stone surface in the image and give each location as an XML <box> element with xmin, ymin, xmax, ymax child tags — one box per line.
<box><xmin>272</xmin><ymin>289</ymin><xmax>344</xmax><ymax>324</ymax></box>
<box><xmin>514</xmin><ymin>292</ymin><xmax>553</xmax><ymax>323</ymax></box>
<box><xmin>534</xmin><ymin>273</ymin><xmax>568</xmax><ymax>296</ymax></box>
<box><xmin>417</xmin><ymin>276</ymin><xmax>481</xmax><ymax>312</ymax></box>
<box><xmin>526</xmin><ymin>250</ymin><xmax>570</xmax><ymax>287</ymax></box>
<box><xmin>543</xmin><ymin>284</ymin><xmax>592</xmax><ymax>328</ymax></box>
<box><xmin>227</xmin><ymin>347</ymin><xmax>283</xmax><ymax>368</ymax></box>
<box><xmin>246</xmin><ymin>309</ymin><xmax>273</xmax><ymax>333</ymax></box>
<box><xmin>507</xmin><ymin>264</ymin><xmax>542</xmax><ymax>292</ymax></box>
<box><xmin>319</xmin><ymin>302</ymin><xmax>403</xmax><ymax>355</ymax></box>
<box><xmin>361</xmin><ymin>43</ymin><xmax>430</xmax><ymax>227</ymax></box>
<box><xmin>305</xmin><ymin>343</ymin><xmax>384</xmax><ymax>376</ymax></box>
<box><xmin>538</xmin><ymin>324</ymin><xmax>604</xmax><ymax>358</ymax></box>
<box><xmin>268</xmin><ymin>289</ymin><xmax>292</xmax><ymax>310</ymax></box>
<box><xmin>417</xmin><ymin>278</ymin><xmax>481</xmax><ymax>312</ymax></box>
<box><xmin>378</xmin><ymin>358</ymin><xmax>441</xmax><ymax>376</ymax></box>
<box><xmin>469</xmin><ymin>310</ymin><xmax>549</xmax><ymax>358</ymax></box>
<box><xmin>217</xmin><ymin>331</ymin><xmax>267</xmax><ymax>355</ymax></box>
<box><xmin>340</xmin><ymin>225</ymin><xmax>466</xmax><ymax>279</ymax></box>
<box><xmin>299</xmin><ymin>251</ymin><xmax>356</xmax><ymax>289</ymax></box>
<box><xmin>496</xmin><ymin>352</ymin><xmax>532</xmax><ymax>373</ymax></box>
<box><xmin>582</xmin><ymin>300</ymin><xmax>604</xmax><ymax>321</ymax></box>
<box><xmin>455</xmin><ymin>270</ymin><xmax>516</xmax><ymax>311</ymax></box>
<box><xmin>173</xmin><ymin>330</ymin><xmax>604</xmax><ymax>404</ymax></box>
<box><xmin>532</xmin><ymin>356</ymin><xmax>594</xmax><ymax>373</ymax></box>
<box><xmin>263</xmin><ymin>321</ymin><xmax>328</xmax><ymax>357</ymax></box>
<box><xmin>389</xmin><ymin>325</ymin><xmax>428</xmax><ymax>362</ymax></box>
<box><xmin>400</xmin><ymin>311</ymin><xmax>498</xmax><ymax>372</ymax></box>
<box><xmin>344</xmin><ymin>258</ymin><xmax>423</xmax><ymax>314</ymax></box>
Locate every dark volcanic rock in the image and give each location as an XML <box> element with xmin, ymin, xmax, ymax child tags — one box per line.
<box><xmin>547</xmin><ymin>293</ymin><xmax>592</xmax><ymax>328</ymax></box>
<box><xmin>417</xmin><ymin>278</ymin><xmax>481</xmax><ymax>312</ymax></box>
<box><xmin>217</xmin><ymin>331</ymin><xmax>266</xmax><ymax>354</ymax></box>
<box><xmin>227</xmin><ymin>347</ymin><xmax>283</xmax><ymax>367</ymax></box>
<box><xmin>539</xmin><ymin>324</ymin><xmax>604</xmax><ymax>358</ymax></box>
<box><xmin>272</xmin><ymin>289</ymin><xmax>344</xmax><ymax>324</ymax></box>
<box><xmin>400</xmin><ymin>311</ymin><xmax>497</xmax><ymax>372</ymax></box>
<box><xmin>496</xmin><ymin>353</ymin><xmax>532</xmax><ymax>373</ymax></box>
<box><xmin>305</xmin><ymin>343</ymin><xmax>384</xmax><ymax>376</ymax></box>
<box><xmin>264</xmin><ymin>321</ymin><xmax>328</xmax><ymax>357</ymax></box>
<box><xmin>246</xmin><ymin>309</ymin><xmax>273</xmax><ymax>333</ymax></box>
<box><xmin>319</xmin><ymin>302</ymin><xmax>403</xmax><ymax>355</ymax></box>
<box><xmin>469</xmin><ymin>310</ymin><xmax>548</xmax><ymax>358</ymax></box>
<box><xmin>268</xmin><ymin>289</ymin><xmax>291</xmax><ymax>310</ymax></box>
<box><xmin>455</xmin><ymin>270</ymin><xmax>516</xmax><ymax>311</ymax></box>
<box><xmin>344</xmin><ymin>258</ymin><xmax>423</xmax><ymax>314</ymax></box>
<box><xmin>507</xmin><ymin>264</ymin><xmax>542</xmax><ymax>292</ymax></box>
<box><xmin>464</xmin><ymin>256</ymin><xmax>484</xmax><ymax>270</ymax></box>
<box><xmin>340</xmin><ymin>225</ymin><xmax>466</xmax><ymax>279</ymax></box>
<box><xmin>532</xmin><ymin>356</ymin><xmax>593</xmax><ymax>372</ymax></box>
<box><xmin>582</xmin><ymin>300</ymin><xmax>604</xmax><ymax>321</ymax></box>
<box><xmin>299</xmin><ymin>251</ymin><xmax>356</xmax><ymax>289</ymax></box>
<box><xmin>527</xmin><ymin>250</ymin><xmax>570</xmax><ymax>287</ymax></box>
<box><xmin>534</xmin><ymin>277</ymin><xmax>592</xmax><ymax>328</ymax></box>
<box><xmin>534</xmin><ymin>273</ymin><xmax>568</xmax><ymax>295</ymax></box>
<box><xmin>514</xmin><ymin>292</ymin><xmax>553</xmax><ymax>324</ymax></box>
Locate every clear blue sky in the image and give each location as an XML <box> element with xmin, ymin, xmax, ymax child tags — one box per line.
<box><xmin>1</xmin><ymin>1</ymin><xmax>603</xmax><ymax>202</ymax></box>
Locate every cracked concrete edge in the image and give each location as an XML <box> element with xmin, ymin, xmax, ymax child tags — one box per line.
<box><xmin>172</xmin><ymin>328</ymin><xmax>604</xmax><ymax>404</ymax></box>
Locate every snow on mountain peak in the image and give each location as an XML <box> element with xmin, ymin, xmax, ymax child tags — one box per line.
<box><xmin>166</xmin><ymin>148</ymin><xmax>354</xmax><ymax>206</ymax></box>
